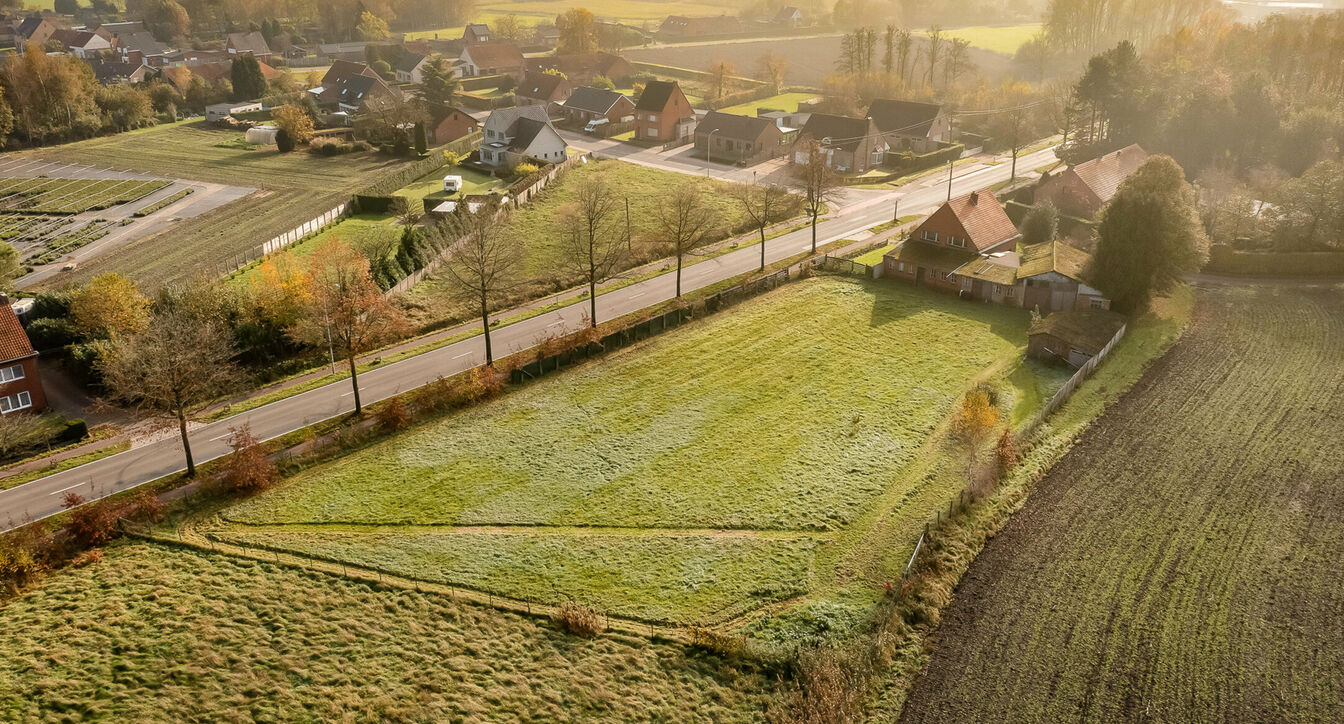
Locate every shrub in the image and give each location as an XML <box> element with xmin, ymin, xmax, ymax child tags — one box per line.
<box><xmin>71</xmin><ymin>548</ymin><xmax>103</xmax><ymax>567</ymax></box>
<box><xmin>221</xmin><ymin>426</ymin><xmax>277</xmax><ymax>495</ymax></box>
<box><xmin>689</xmin><ymin>627</ymin><xmax>744</xmax><ymax>657</ymax></box>
<box><xmin>512</xmin><ymin>161</ymin><xmax>540</xmax><ymax>179</ymax></box>
<box><xmin>0</xmin><ymin>533</ymin><xmax>44</xmax><ymax>592</ymax></box>
<box><xmin>376</xmin><ymin>396</ymin><xmax>413</xmax><ymax>431</ymax></box>
<box><xmin>551</xmin><ymin>600</ymin><xmax>602</xmax><ymax>637</ymax></box>
<box><xmin>443</xmin><ymin>150</ymin><xmax>465</xmax><ymax>165</ymax></box>
<box><xmin>125</xmin><ymin>491</ymin><xmax>165</xmax><ymax>524</ymax></box>
<box><xmin>61</xmin><ymin>493</ymin><xmax>117</xmax><ymax>548</ymax></box>
<box><xmin>994</xmin><ymin>428</ymin><xmax>1018</xmax><ymax>474</ymax></box>
<box><xmin>275</xmin><ymin>127</ymin><xmax>294</xmax><ymax>152</ymax></box>
<box><xmin>592</xmin><ymin>74</ymin><xmax>615</xmax><ymax>90</ymax></box>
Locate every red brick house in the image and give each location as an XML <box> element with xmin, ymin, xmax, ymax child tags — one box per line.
<box><xmin>883</xmin><ymin>189</ymin><xmax>1020</xmax><ymax>293</ymax></box>
<box><xmin>634</xmin><ymin>80</ymin><xmax>695</xmax><ymax>143</ymax></box>
<box><xmin>428</xmin><ymin>105</ymin><xmax>479</xmax><ymax>144</ymax></box>
<box><xmin>0</xmin><ymin>300</ymin><xmax>45</xmax><ymax>416</ymax></box>
<box><xmin>1034</xmin><ymin>144</ymin><xmax>1149</xmax><ymax>218</ymax></box>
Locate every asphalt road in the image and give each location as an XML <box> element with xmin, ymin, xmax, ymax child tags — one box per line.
<box><xmin>0</xmin><ymin>146</ymin><xmax>1058</xmax><ymax>530</ymax></box>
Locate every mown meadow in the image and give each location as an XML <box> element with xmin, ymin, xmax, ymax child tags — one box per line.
<box><xmin>214</xmin><ymin>276</ymin><xmax>1068</xmax><ymax>624</ymax></box>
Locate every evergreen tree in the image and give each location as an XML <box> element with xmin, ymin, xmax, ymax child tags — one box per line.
<box><xmin>230</xmin><ymin>56</ymin><xmax>266</xmax><ymax>101</ymax></box>
<box><xmin>413</xmin><ymin>121</ymin><xmax>428</xmax><ymax>155</ymax></box>
<box><xmin>1088</xmin><ymin>156</ymin><xmax>1209</xmax><ymax>313</ymax></box>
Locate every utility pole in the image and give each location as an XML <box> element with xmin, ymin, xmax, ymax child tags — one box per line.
<box><xmin>946</xmin><ymin>160</ymin><xmax>953</xmax><ymax>202</ymax></box>
<box><xmin>892</xmin><ymin>197</ymin><xmax>899</xmax><ymax>223</ymax></box>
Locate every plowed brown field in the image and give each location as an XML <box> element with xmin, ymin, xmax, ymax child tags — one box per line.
<box><xmin>899</xmin><ymin>278</ymin><xmax>1344</xmax><ymax>723</ymax></box>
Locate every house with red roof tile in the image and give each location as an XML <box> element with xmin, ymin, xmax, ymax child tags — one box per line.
<box><xmin>883</xmin><ymin>189</ymin><xmax>1021</xmax><ymax>294</ymax></box>
<box><xmin>1035</xmin><ymin>144</ymin><xmax>1149</xmax><ymax>218</ymax></box>
<box><xmin>0</xmin><ymin>298</ymin><xmax>45</xmax><ymax>416</ymax></box>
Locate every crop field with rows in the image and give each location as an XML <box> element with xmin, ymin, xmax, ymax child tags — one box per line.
<box><xmin>900</xmin><ymin>279</ymin><xmax>1344</xmax><ymax>723</ymax></box>
<box><xmin>0</xmin><ymin>177</ymin><xmax>169</xmax><ymax>214</ymax></box>
<box><xmin>208</xmin><ymin>277</ymin><xmax>1069</xmax><ymax>624</ymax></box>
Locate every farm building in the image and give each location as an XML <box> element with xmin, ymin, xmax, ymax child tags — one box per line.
<box><xmin>1015</xmin><ymin>240</ymin><xmax>1110</xmax><ymax>313</ymax></box>
<box><xmin>1028</xmin><ymin>309</ymin><xmax>1127</xmax><ymax>367</ymax></box>
<box><xmin>884</xmin><ymin>190</ymin><xmax>1019</xmax><ymax>293</ymax></box>
<box><xmin>206</xmin><ymin>102</ymin><xmax>262</xmax><ymax>122</ymax></box>
<box><xmin>1034</xmin><ymin>144</ymin><xmax>1149</xmax><ymax>218</ymax></box>
<box><xmin>226</xmin><ymin>31</ymin><xmax>273</xmax><ymax>60</ymax></box>
<box><xmin>0</xmin><ymin>298</ymin><xmax>46</xmax><ymax>416</ymax></box>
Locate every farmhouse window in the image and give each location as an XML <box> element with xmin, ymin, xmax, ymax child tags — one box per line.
<box><xmin>948</xmin><ymin>236</ymin><xmax>966</xmax><ymax>248</ymax></box>
<box><xmin>1090</xmin><ymin>297</ymin><xmax>1106</xmax><ymax>310</ymax></box>
<box><xmin>897</xmin><ymin>262</ymin><xmax>906</xmax><ymax>272</ymax></box>
<box><xmin>0</xmin><ymin>391</ymin><xmax>31</xmax><ymax>414</ymax></box>
<box><xmin>922</xmin><ymin>230</ymin><xmax>939</xmax><ymax>242</ymax></box>
<box><xmin>1004</xmin><ymin>287</ymin><xmax>1015</xmax><ymax>298</ymax></box>
<box><xmin>0</xmin><ymin>364</ymin><xmax>22</xmax><ymax>383</ymax></box>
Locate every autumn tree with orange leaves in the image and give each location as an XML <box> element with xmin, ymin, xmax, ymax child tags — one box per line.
<box><xmin>289</xmin><ymin>240</ymin><xmax>406</xmax><ymax>414</ymax></box>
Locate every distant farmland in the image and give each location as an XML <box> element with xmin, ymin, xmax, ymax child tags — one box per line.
<box><xmin>900</xmin><ymin>280</ymin><xmax>1344</xmax><ymax>723</ymax></box>
<box><xmin>625</xmin><ymin>34</ymin><xmax>1017</xmax><ymax>87</ymax></box>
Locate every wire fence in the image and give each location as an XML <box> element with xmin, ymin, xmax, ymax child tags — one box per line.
<box><xmin>1016</xmin><ymin>322</ymin><xmax>1127</xmax><ymax>443</ymax></box>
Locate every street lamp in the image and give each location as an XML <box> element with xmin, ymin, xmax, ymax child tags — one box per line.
<box><xmin>706</xmin><ymin>128</ymin><xmax>720</xmax><ymax>176</ymax></box>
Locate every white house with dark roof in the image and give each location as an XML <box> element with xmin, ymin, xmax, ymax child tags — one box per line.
<box><xmin>867</xmin><ymin>99</ymin><xmax>949</xmax><ymax>153</ymax></box>
<box><xmin>480</xmin><ymin>105</ymin><xmax>566</xmax><ymax>168</ymax></box>
<box><xmin>395</xmin><ymin>52</ymin><xmax>430</xmax><ymax>84</ymax></box>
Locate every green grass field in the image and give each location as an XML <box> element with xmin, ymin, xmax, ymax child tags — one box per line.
<box><xmin>715</xmin><ymin>92</ymin><xmax>821</xmax><ymax>117</ymax></box>
<box><xmin>0</xmin><ymin>541</ymin><xmax>777</xmax><ymax>722</ymax></box>
<box><xmin>398</xmin><ymin>158</ymin><xmax>761</xmax><ymax>331</ymax></box>
<box><xmin>899</xmin><ymin>280</ymin><xmax>1344</xmax><ymax>722</ymax></box>
<box><xmin>930</xmin><ymin>24</ymin><xmax>1041</xmax><ymax>56</ymax></box>
<box><xmin>213</xmin><ymin>276</ymin><xmax>1066</xmax><ymax>623</ymax></box>
<box><xmin>232</xmin><ymin>214</ymin><xmax>405</xmax><ymax>286</ymax></box>
<box><xmin>22</xmin><ymin>121</ymin><xmax>416</xmax><ymax>288</ymax></box>
<box><xmin>396</xmin><ymin>164</ymin><xmax>504</xmax><ymax>207</ymax></box>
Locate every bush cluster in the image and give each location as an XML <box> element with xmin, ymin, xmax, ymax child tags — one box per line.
<box><xmin>551</xmin><ymin>600</ymin><xmax>603</xmax><ymax>638</ymax></box>
<box><xmin>310</xmin><ymin>138</ymin><xmax>373</xmax><ymax>156</ymax></box>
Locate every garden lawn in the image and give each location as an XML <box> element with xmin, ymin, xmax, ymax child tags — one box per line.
<box><xmin>230</xmin><ymin>214</ymin><xmax>404</xmax><ymax>286</ymax></box>
<box><xmin>22</xmin><ymin>120</ymin><xmax>416</xmax><ymax>288</ymax></box>
<box><xmin>215</xmin><ymin>276</ymin><xmax>1064</xmax><ymax>622</ymax></box>
<box><xmin>398</xmin><ymin>158</ymin><xmax>764</xmax><ymax>331</ymax></box>
<box><xmin>395</xmin><ymin>164</ymin><xmax>503</xmax><ymax>207</ymax></box>
<box><xmin>715</xmin><ymin>92</ymin><xmax>822</xmax><ymax>117</ymax></box>
<box><xmin>0</xmin><ymin>542</ymin><xmax>777</xmax><ymax>722</ymax></box>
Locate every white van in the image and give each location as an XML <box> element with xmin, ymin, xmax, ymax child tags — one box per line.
<box><xmin>584</xmin><ymin>118</ymin><xmax>609</xmax><ymax>134</ymax></box>
<box><xmin>443</xmin><ymin>175</ymin><xmax>463</xmax><ymax>193</ymax></box>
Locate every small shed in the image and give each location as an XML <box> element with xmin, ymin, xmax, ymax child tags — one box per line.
<box><xmin>1028</xmin><ymin>309</ymin><xmax>1127</xmax><ymax>367</ymax></box>
<box><xmin>207</xmin><ymin>102</ymin><xmax>263</xmax><ymax>122</ymax></box>
<box><xmin>245</xmin><ymin>125</ymin><xmax>280</xmax><ymax>145</ymax></box>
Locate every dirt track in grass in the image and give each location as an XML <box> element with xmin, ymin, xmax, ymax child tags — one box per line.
<box><xmin>898</xmin><ymin>278</ymin><xmax>1344</xmax><ymax>723</ymax></box>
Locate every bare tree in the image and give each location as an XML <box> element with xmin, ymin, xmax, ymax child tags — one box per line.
<box><xmin>943</xmin><ymin>38</ymin><xmax>972</xmax><ymax>89</ymax></box>
<box><xmin>707</xmin><ymin>59</ymin><xmax>735</xmax><ymax>99</ymax></box>
<box><xmin>756</xmin><ymin>52</ymin><xmax>787</xmax><ymax>91</ymax></box>
<box><xmin>925</xmin><ymin>26</ymin><xmax>944</xmax><ymax>87</ymax></box>
<box><xmin>733</xmin><ymin>181</ymin><xmax>790</xmax><ymax>272</ymax></box>
<box><xmin>291</xmin><ymin>239</ymin><xmax>406</xmax><ymax>414</ymax></box>
<box><xmin>655</xmin><ymin>182</ymin><xmax>719</xmax><ymax>297</ymax></box>
<box><xmin>440</xmin><ymin>202</ymin><xmax>523</xmax><ymax>365</ymax></box>
<box><xmin>558</xmin><ymin>176</ymin><xmax>628</xmax><ymax>328</ymax></box>
<box><xmin>99</xmin><ymin>289</ymin><xmax>240</xmax><ymax>477</ymax></box>
<box><xmin>794</xmin><ymin>137</ymin><xmax>844</xmax><ymax>253</ymax></box>
<box><xmin>987</xmin><ymin>84</ymin><xmax>1046</xmax><ymax>182</ymax></box>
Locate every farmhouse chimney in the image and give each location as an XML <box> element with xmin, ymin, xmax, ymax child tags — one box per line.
<box><xmin>969</xmin><ymin>191</ymin><xmax>979</xmax><ymax>205</ymax></box>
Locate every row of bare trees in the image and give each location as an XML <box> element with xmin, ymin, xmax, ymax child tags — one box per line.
<box><xmin>91</xmin><ymin>158</ymin><xmax>841</xmax><ymax>478</ymax></box>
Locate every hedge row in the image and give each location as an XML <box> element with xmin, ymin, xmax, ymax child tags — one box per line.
<box><xmin>885</xmin><ymin>142</ymin><xmax>965</xmax><ymax>172</ymax></box>
<box><xmin>369</xmin><ymin>225</ymin><xmax>453</xmax><ymax>290</ymax></box>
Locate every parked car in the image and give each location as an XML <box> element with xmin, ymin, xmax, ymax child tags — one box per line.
<box><xmin>584</xmin><ymin>118</ymin><xmax>609</xmax><ymax>134</ymax></box>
